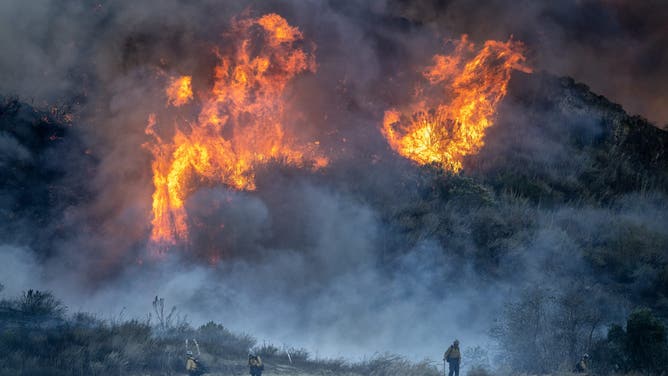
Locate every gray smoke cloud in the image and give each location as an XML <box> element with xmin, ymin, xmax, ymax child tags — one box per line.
<box><xmin>34</xmin><ymin>183</ymin><xmax>502</xmax><ymax>360</ymax></box>
<box><xmin>387</xmin><ymin>0</ymin><xmax>668</xmax><ymax>127</ymax></box>
<box><xmin>0</xmin><ymin>0</ymin><xmax>666</xmax><ymax>369</ymax></box>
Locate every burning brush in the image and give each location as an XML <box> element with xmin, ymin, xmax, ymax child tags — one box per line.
<box><xmin>382</xmin><ymin>35</ymin><xmax>532</xmax><ymax>172</ymax></box>
<box><xmin>142</xmin><ymin>14</ymin><xmax>531</xmax><ymax>256</ymax></box>
<box><xmin>144</xmin><ymin>14</ymin><xmax>327</xmax><ymax>252</ymax></box>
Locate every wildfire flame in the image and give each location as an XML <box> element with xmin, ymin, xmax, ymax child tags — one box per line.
<box><xmin>145</xmin><ymin>14</ymin><xmax>325</xmax><ymax>248</ymax></box>
<box><xmin>165</xmin><ymin>75</ymin><xmax>193</xmax><ymax>107</ymax></box>
<box><xmin>382</xmin><ymin>35</ymin><xmax>531</xmax><ymax>171</ymax></box>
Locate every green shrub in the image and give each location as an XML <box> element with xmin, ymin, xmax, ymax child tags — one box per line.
<box><xmin>19</xmin><ymin>289</ymin><xmax>65</xmax><ymax>317</ymax></box>
<box><xmin>196</xmin><ymin>321</ymin><xmax>255</xmax><ymax>357</ymax></box>
<box><xmin>591</xmin><ymin>308</ymin><xmax>668</xmax><ymax>375</ymax></box>
<box><xmin>626</xmin><ymin>308</ymin><xmax>668</xmax><ymax>373</ymax></box>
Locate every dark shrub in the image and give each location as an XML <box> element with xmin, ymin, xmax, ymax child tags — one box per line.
<box><xmin>19</xmin><ymin>289</ymin><xmax>65</xmax><ymax>318</ymax></box>
<box><xmin>626</xmin><ymin>308</ymin><xmax>668</xmax><ymax>373</ymax></box>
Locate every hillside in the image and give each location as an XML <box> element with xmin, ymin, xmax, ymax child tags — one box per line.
<box><xmin>1</xmin><ymin>68</ymin><xmax>667</xmax><ymax>375</ymax></box>
<box><xmin>0</xmin><ymin>290</ymin><xmax>439</xmax><ymax>376</ymax></box>
<box><xmin>475</xmin><ymin>71</ymin><xmax>668</xmax><ymax>201</ymax></box>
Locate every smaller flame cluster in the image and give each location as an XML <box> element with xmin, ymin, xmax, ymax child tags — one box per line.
<box><xmin>165</xmin><ymin>76</ymin><xmax>193</xmax><ymax>107</ymax></box>
<box><xmin>382</xmin><ymin>35</ymin><xmax>531</xmax><ymax>171</ymax></box>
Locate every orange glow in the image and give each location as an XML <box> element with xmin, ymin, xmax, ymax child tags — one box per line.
<box><xmin>145</xmin><ymin>14</ymin><xmax>324</xmax><ymax>248</ymax></box>
<box><xmin>382</xmin><ymin>36</ymin><xmax>531</xmax><ymax>171</ymax></box>
<box><xmin>165</xmin><ymin>75</ymin><xmax>193</xmax><ymax>107</ymax></box>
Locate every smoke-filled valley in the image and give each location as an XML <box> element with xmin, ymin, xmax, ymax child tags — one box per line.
<box><xmin>1</xmin><ymin>1</ymin><xmax>668</xmax><ymax>375</ymax></box>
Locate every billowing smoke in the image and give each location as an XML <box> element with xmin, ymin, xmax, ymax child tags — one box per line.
<box><xmin>0</xmin><ymin>0</ymin><xmax>667</xmax><ymax>367</ymax></box>
<box><xmin>387</xmin><ymin>0</ymin><xmax>668</xmax><ymax>127</ymax></box>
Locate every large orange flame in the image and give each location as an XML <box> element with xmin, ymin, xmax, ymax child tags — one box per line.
<box><xmin>382</xmin><ymin>35</ymin><xmax>531</xmax><ymax>171</ymax></box>
<box><xmin>145</xmin><ymin>14</ymin><xmax>325</xmax><ymax>249</ymax></box>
